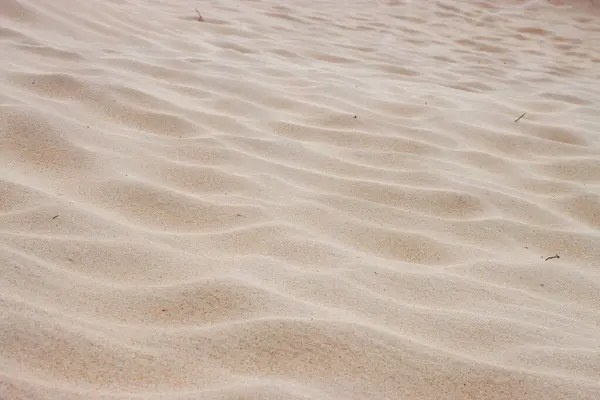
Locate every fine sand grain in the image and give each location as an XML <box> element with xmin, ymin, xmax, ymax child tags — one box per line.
<box><xmin>2</xmin><ymin>0</ymin><xmax>600</xmax><ymax>399</ymax></box>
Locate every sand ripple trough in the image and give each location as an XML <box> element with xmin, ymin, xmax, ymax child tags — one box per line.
<box><xmin>2</xmin><ymin>0</ymin><xmax>600</xmax><ymax>399</ymax></box>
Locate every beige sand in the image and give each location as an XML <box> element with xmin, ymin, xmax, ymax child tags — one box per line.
<box><xmin>1</xmin><ymin>0</ymin><xmax>600</xmax><ymax>399</ymax></box>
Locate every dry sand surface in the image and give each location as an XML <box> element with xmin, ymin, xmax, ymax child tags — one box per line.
<box><xmin>2</xmin><ymin>0</ymin><xmax>600</xmax><ymax>399</ymax></box>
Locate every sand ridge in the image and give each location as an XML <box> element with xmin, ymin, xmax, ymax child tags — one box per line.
<box><xmin>1</xmin><ymin>0</ymin><xmax>600</xmax><ymax>399</ymax></box>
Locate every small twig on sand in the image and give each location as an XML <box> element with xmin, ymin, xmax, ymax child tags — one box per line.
<box><xmin>514</xmin><ymin>112</ymin><xmax>526</xmax><ymax>123</ymax></box>
<box><xmin>195</xmin><ymin>8</ymin><xmax>204</xmax><ymax>22</ymax></box>
<box><xmin>545</xmin><ymin>254</ymin><xmax>560</xmax><ymax>261</ymax></box>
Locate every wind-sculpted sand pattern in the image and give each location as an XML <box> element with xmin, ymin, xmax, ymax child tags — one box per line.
<box><xmin>1</xmin><ymin>0</ymin><xmax>600</xmax><ymax>399</ymax></box>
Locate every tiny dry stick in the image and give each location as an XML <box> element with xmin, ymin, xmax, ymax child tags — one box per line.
<box><xmin>514</xmin><ymin>112</ymin><xmax>526</xmax><ymax>123</ymax></box>
<box><xmin>195</xmin><ymin>8</ymin><xmax>204</xmax><ymax>22</ymax></box>
<box><xmin>545</xmin><ymin>254</ymin><xmax>560</xmax><ymax>261</ymax></box>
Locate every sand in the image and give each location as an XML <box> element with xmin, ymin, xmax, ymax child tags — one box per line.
<box><xmin>1</xmin><ymin>0</ymin><xmax>600</xmax><ymax>399</ymax></box>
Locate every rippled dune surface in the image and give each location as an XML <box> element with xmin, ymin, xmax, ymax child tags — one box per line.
<box><xmin>2</xmin><ymin>0</ymin><xmax>600</xmax><ymax>399</ymax></box>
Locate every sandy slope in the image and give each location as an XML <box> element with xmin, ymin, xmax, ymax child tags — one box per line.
<box><xmin>1</xmin><ymin>0</ymin><xmax>600</xmax><ymax>399</ymax></box>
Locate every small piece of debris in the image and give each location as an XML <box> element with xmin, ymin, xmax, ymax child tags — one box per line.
<box><xmin>52</xmin><ymin>215</ymin><xmax>59</xmax><ymax>220</ymax></box>
<box><xmin>545</xmin><ymin>254</ymin><xmax>560</xmax><ymax>261</ymax></box>
<box><xmin>195</xmin><ymin>9</ymin><xmax>204</xmax><ymax>22</ymax></box>
<box><xmin>514</xmin><ymin>112</ymin><xmax>526</xmax><ymax>123</ymax></box>
<box><xmin>353</xmin><ymin>115</ymin><xmax>357</xmax><ymax>119</ymax></box>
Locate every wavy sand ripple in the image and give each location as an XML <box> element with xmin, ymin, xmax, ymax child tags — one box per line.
<box><xmin>1</xmin><ymin>0</ymin><xmax>600</xmax><ymax>399</ymax></box>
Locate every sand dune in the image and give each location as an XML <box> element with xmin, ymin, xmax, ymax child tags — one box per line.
<box><xmin>2</xmin><ymin>0</ymin><xmax>600</xmax><ymax>399</ymax></box>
